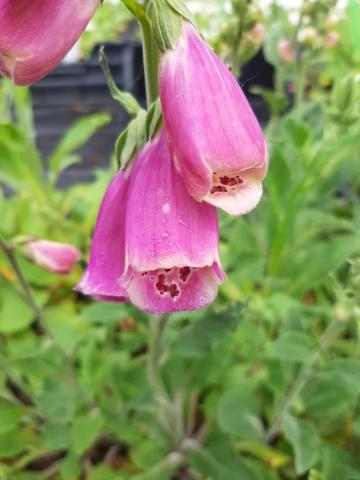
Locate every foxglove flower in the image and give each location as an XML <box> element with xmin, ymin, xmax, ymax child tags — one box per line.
<box><xmin>120</xmin><ymin>132</ymin><xmax>225</xmax><ymax>313</ymax></box>
<box><xmin>159</xmin><ymin>22</ymin><xmax>268</xmax><ymax>216</ymax></box>
<box><xmin>24</xmin><ymin>239</ymin><xmax>81</xmax><ymax>274</ymax></box>
<box><xmin>75</xmin><ymin>172</ymin><xmax>129</xmax><ymax>302</ymax></box>
<box><xmin>0</xmin><ymin>0</ymin><xmax>100</xmax><ymax>85</ymax></box>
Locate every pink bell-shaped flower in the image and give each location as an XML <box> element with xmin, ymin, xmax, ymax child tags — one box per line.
<box><xmin>75</xmin><ymin>172</ymin><xmax>129</xmax><ymax>303</ymax></box>
<box><xmin>0</xmin><ymin>0</ymin><xmax>100</xmax><ymax>85</ymax></box>
<box><xmin>120</xmin><ymin>131</ymin><xmax>225</xmax><ymax>313</ymax></box>
<box><xmin>159</xmin><ymin>22</ymin><xmax>268</xmax><ymax>216</ymax></box>
<box><xmin>24</xmin><ymin>239</ymin><xmax>81</xmax><ymax>274</ymax></box>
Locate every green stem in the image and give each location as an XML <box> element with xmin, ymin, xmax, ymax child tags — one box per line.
<box><xmin>265</xmin><ymin>319</ymin><xmax>342</xmax><ymax>443</ymax></box>
<box><xmin>121</xmin><ymin>0</ymin><xmax>160</xmax><ymax>107</ymax></box>
<box><xmin>294</xmin><ymin>62</ymin><xmax>306</xmax><ymax>119</ymax></box>
<box><xmin>148</xmin><ymin>314</ymin><xmax>170</xmax><ymax>404</ymax></box>
<box><xmin>141</xmin><ymin>18</ymin><xmax>160</xmax><ymax>107</ymax></box>
<box><xmin>231</xmin><ymin>10</ymin><xmax>245</xmax><ymax>77</ymax></box>
<box><xmin>148</xmin><ymin>314</ymin><xmax>186</xmax><ymax>449</ymax></box>
<box><xmin>0</xmin><ymin>236</ymin><xmax>93</xmax><ymax>408</ymax></box>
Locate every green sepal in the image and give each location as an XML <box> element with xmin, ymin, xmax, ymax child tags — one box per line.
<box><xmin>99</xmin><ymin>46</ymin><xmax>141</xmax><ymax>116</ymax></box>
<box><xmin>165</xmin><ymin>0</ymin><xmax>195</xmax><ymax>25</ymax></box>
<box><xmin>148</xmin><ymin>0</ymin><xmax>182</xmax><ymax>52</ymax></box>
<box><xmin>115</xmin><ymin>99</ymin><xmax>162</xmax><ymax>170</ymax></box>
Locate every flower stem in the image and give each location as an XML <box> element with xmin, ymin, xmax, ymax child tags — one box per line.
<box><xmin>148</xmin><ymin>314</ymin><xmax>186</xmax><ymax>449</ymax></box>
<box><xmin>265</xmin><ymin>319</ymin><xmax>342</xmax><ymax>443</ymax></box>
<box><xmin>141</xmin><ymin>17</ymin><xmax>160</xmax><ymax>107</ymax></box>
<box><xmin>121</xmin><ymin>0</ymin><xmax>160</xmax><ymax>107</ymax></box>
<box><xmin>0</xmin><ymin>235</ymin><xmax>93</xmax><ymax>408</ymax></box>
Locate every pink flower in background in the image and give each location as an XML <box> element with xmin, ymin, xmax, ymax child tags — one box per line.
<box><xmin>246</xmin><ymin>23</ymin><xmax>265</xmax><ymax>46</ymax></box>
<box><xmin>25</xmin><ymin>240</ymin><xmax>81</xmax><ymax>274</ymax></box>
<box><xmin>159</xmin><ymin>22</ymin><xmax>268</xmax><ymax>216</ymax></box>
<box><xmin>121</xmin><ymin>132</ymin><xmax>225</xmax><ymax>313</ymax></box>
<box><xmin>277</xmin><ymin>39</ymin><xmax>295</xmax><ymax>63</ymax></box>
<box><xmin>0</xmin><ymin>0</ymin><xmax>100</xmax><ymax>85</ymax></box>
<box><xmin>324</xmin><ymin>32</ymin><xmax>340</xmax><ymax>49</ymax></box>
<box><xmin>75</xmin><ymin>172</ymin><xmax>129</xmax><ymax>303</ymax></box>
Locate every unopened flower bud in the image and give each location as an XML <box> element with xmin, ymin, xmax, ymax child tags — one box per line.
<box><xmin>277</xmin><ymin>39</ymin><xmax>295</xmax><ymax>63</ymax></box>
<box><xmin>324</xmin><ymin>31</ymin><xmax>340</xmax><ymax>49</ymax></box>
<box><xmin>24</xmin><ymin>239</ymin><xmax>81</xmax><ymax>274</ymax></box>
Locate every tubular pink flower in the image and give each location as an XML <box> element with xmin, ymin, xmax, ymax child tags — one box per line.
<box><xmin>159</xmin><ymin>22</ymin><xmax>268</xmax><ymax>216</ymax></box>
<box><xmin>75</xmin><ymin>172</ymin><xmax>129</xmax><ymax>302</ymax></box>
<box><xmin>25</xmin><ymin>240</ymin><xmax>81</xmax><ymax>274</ymax></box>
<box><xmin>120</xmin><ymin>132</ymin><xmax>225</xmax><ymax>314</ymax></box>
<box><xmin>0</xmin><ymin>0</ymin><xmax>100</xmax><ymax>85</ymax></box>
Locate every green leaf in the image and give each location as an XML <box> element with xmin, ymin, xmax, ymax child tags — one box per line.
<box><xmin>0</xmin><ymin>124</ymin><xmax>44</xmax><ymax>196</ymax></box>
<box><xmin>288</xmin><ymin>235</ymin><xmax>360</xmax><ymax>294</ymax></box>
<box><xmin>99</xmin><ymin>46</ymin><xmax>141</xmax><ymax>116</ymax></box>
<box><xmin>0</xmin><ymin>284</ymin><xmax>34</xmax><ymax>334</ymax></box>
<box><xmin>48</xmin><ymin>113</ymin><xmax>111</xmax><ymax>178</ymax></box>
<box><xmin>71</xmin><ymin>413</ymin><xmax>104</xmax><ymax>455</ymax></box>
<box><xmin>0</xmin><ymin>401</ymin><xmax>23</xmax><ymax>435</ymax></box>
<box><xmin>302</xmin><ymin>374</ymin><xmax>357</xmax><ymax>418</ymax></box>
<box><xmin>115</xmin><ymin>100</ymin><xmax>162</xmax><ymax>170</ymax></box>
<box><xmin>88</xmin><ymin>465</ymin><xmax>122</xmax><ymax>480</ymax></box>
<box><xmin>0</xmin><ymin>430</ymin><xmax>29</xmax><ymax>458</ymax></box>
<box><xmin>36</xmin><ymin>379</ymin><xmax>76</xmax><ymax>422</ymax></box>
<box><xmin>283</xmin><ymin>414</ymin><xmax>320</xmax><ymax>474</ymax></box>
<box><xmin>40</xmin><ymin>423</ymin><xmax>70</xmax><ymax>450</ymax></box>
<box><xmin>218</xmin><ymin>389</ymin><xmax>263</xmax><ymax>440</ymax></box>
<box><xmin>270</xmin><ymin>331</ymin><xmax>314</xmax><ymax>363</ymax></box>
<box><xmin>354</xmin><ymin>416</ymin><xmax>360</xmax><ymax>438</ymax></box>
<box><xmin>172</xmin><ymin>302</ymin><xmax>244</xmax><ymax>358</ymax></box>
<box><xmin>283</xmin><ymin>118</ymin><xmax>310</xmax><ymax>148</ymax></box>
<box><xmin>60</xmin><ymin>453</ymin><xmax>82</xmax><ymax>480</ymax></box>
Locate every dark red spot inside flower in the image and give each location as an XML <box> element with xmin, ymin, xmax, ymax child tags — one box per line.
<box><xmin>220</xmin><ymin>175</ymin><xmax>243</xmax><ymax>186</ymax></box>
<box><xmin>210</xmin><ymin>186</ymin><xmax>227</xmax><ymax>194</ymax></box>
<box><xmin>170</xmin><ymin>283</ymin><xmax>180</xmax><ymax>298</ymax></box>
<box><xmin>179</xmin><ymin>266</ymin><xmax>191</xmax><ymax>282</ymax></box>
<box><xmin>164</xmin><ymin>268</ymin><xmax>172</xmax><ymax>272</ymax></box>
<box><xmin>141</xmin><ymin>271</ymin><xmax>148</xmax><ymax>276</ymax></box>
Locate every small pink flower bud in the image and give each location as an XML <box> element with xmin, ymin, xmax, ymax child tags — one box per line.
<box><xmin>246</xmin><ymin>23</ymin><xmax>265</xmax><ymax>46</ymax></box>
<box><xmin>24</xmin><ymin>240</ymin><xmax>81</xmax><ymax>274</ymax></box>
<box><xmin>277</xmin><ymin>39</ymin><xmax>295</xmax><ymax>63</ymax></box>
<box><xmin>0</xmin><ymin>0</ymin><xmax>100</xmax><ymax>85</ymax></box>
<box><xmin>159</xmin><ymin>22</ymin><xmax>268</xmax><ymax>216</ymax></box>
<box><xmin>324</xmin><ymin>31</ymin><xmax>340</xmax><ymax>50</ymax></box>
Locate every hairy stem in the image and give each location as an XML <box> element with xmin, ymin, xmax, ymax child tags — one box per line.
<box><xmin>148</xmin><ymin>314</ymin><xmax>186</xmax><ymax>449</ymax></box>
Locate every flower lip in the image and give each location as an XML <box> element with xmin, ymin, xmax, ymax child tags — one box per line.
<box><xmin>125</xmin><ymin>264</ymin><xmax>225</xmax><ymax>314</ymax></box>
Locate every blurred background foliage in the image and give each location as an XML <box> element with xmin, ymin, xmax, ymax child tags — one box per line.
<box><xmin>0</xmin><ymin>0</ymin><xmax>360</xmax><ymax>479</ymax></box>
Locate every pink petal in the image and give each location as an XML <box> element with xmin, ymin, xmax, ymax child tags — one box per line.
<box><xmin>0</xmin><ymin>0</ymin><xmax>100</xmax><ymax>85</ymax></box>
<box><xmin>125</xmin><ymin>265</ymin><xmax>225</xmax><ymax>314</ymax></box>
<box><xmin>25</xmin><ymin>240</ymin><xmax>81</xmax><ymax>274</ymax></box>
<box><xmin>160</xmin><ymin>22</ymin><xmax>268</xmax><ymax>215</ymax></box>
<box><xmin>120</xmin><ymin>131</ymin><xmax>225</xmax><ymax>313</ymax></box>
<box><xmin>75</xmin><ymin>172</ymin><xmax>129</xmax><ymax>301</ymax></box>
<box><xmin>125</xmin><ymin>132</ymin><xmax>220</xmax><ymax>271</ymax></box>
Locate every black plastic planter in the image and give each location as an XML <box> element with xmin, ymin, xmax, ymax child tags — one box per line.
<box><xmin>30</xmin><ymin>40</ymin><xmax>145</xmax><ymax>187</ymax></box>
